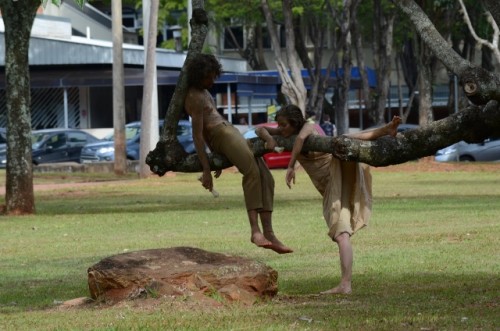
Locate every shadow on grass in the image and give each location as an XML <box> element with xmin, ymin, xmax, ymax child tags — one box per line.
<box><xmin>1</xmin><ymin>270</ymin><xmax>497</xmax><ymax>315</ymax></box>
<box><xmin>279</xmin><ymin>272</ymin><xmax>499</xmax><ymax>326</ymax></box>
<box><xmin>33</xmin><ymin>192</ymin><xmax>322</xmax><ymax>216</ymax></box>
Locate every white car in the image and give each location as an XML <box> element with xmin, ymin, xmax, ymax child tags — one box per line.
<box><xmin>435</xmin><ymin>137</ymin><xmax>500</xmax><ymax>162</ymax></box>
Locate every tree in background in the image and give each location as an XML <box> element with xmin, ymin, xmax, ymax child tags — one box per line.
<box><xmin>0</xmin><ymin>0</ymin><xmax>47</xmax><ymax>214</ymax></box>
<box><xmin>112</xmin><ymin>0</ymin><xmax>127</xmax><ymax>176</ymax></box>
<box><xmin>206</xmin><ymin>0</ymin><xmax>269</xmax><ymax>70</ymax></box>
<box><xmin>261</xmin><ymin>0</ymin><xmax>310</xmax><ymax>113</ymax></box>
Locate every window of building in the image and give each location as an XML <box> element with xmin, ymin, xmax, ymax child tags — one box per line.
<box><xmin>224</xmin><ymin>26</ymin><xmax>244</xmax><ymax>50</ymax></box>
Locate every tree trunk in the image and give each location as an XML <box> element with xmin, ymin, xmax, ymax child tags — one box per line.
<box><xmin>352</xmin><ymin>14</ymin><xmax>373</xmax><ymax>128</ymax></box>
<box><xmin>373</xmin><ymin>0</ymin><xmax>395</xmax><ymax>125</ymax></box>
<box><xmin>417</xmin><ymin>42</ymin><xmax>434</xmax><ymax>126</ymax></box>
<box><xmin>112</xmin><ymin>0</ymin><xmax>127</xmax><ymax>175</ymax></box>
<box><xmin>481</xmin><ymin>0</ymin><xmax>500</xmax><ymax>29</ymax></box>
<box><xmin>139</xmin><ymin>0</ymin><xmax>160</xmax><ymax>178</ymax></box>
<box><xmin>0</xmin><ymin>0</ymin><xmax>39</xmax><ymax>215</ymax></box>
<box><xmin>260</xmin><ymin>0</ymin><xmax>307</xmax><ymax>113</ymax></box>
<box><xmin>332</xmin><ymin>0</ymin><xmax>360</xmax><ymax>135</ymax></box>
<box><xmin>146</xmin><ymin>0</ymin><xmax>209</xmax><ymax>176</ymax></box>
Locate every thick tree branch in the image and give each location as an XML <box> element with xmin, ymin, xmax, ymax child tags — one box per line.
<box><xmin>333</xmin><ymin>101</ymin><xmax>500</xmax><ymax>166</ymax></box>
<box><xmin>393</xmin><ymin>0</ymin><xmax>500</xmax><ymax>105</ymax></box>
<box><xmin>459</xmin><ymin>0</ymin><xmax>500</xmax><ymax>64</ymax></box>
<box><xmin>146</xmin><ymin>101</ymin><xmax>500</xmax><ymax>174</ymax></box>
<box><xmin>482</xmin><ymin>0</ymin><xmax>500</xmax><ymax>27</ymax></box>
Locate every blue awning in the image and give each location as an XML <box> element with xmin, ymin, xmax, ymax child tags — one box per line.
<box><xmin>247</xmin><ymin>67</ymin><xmax>377</xmax><ymax>89</ymax></box>
<box><xmin>213</xmin><ymin>73</ymin><xmax>280</xmax><ymax>99</ymax></box>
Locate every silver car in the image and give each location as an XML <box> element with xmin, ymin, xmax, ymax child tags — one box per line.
<box><xmin>435</xmin><ymin>137</ymin><xmax>500</xmax><ymax>162</ymax></box>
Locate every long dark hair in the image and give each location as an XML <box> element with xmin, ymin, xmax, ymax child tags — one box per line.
<box><xmin>186</xmin><ymin>54</ymin><xmax>223</xmax><ymax>89</ymax></box>
<box><xmin>275</xmin><ymin>105</ymin><xmax>306</xmax><ymax>134</ymax></box>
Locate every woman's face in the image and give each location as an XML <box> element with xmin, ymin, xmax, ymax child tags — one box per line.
<box><xmin>200</xmin><ymin>71</ymin><xmax>217</xmax><ymax>89</ymax></box>
<box><xmin>276</xmin><ymin>116</ymin><xmax>296</xmax><ymax>138</ymax></box>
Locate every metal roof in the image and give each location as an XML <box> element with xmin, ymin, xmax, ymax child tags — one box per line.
<box><xmin>0</xmin><ymin>31</ymin><xmax>246</xmax><ymax>72</ymax></box>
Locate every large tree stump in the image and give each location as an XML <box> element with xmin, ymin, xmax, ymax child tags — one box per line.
<box><xmin>87</xmin><ymin>247</ymin><xmax>278</xmax><ymax>305</ymax></box>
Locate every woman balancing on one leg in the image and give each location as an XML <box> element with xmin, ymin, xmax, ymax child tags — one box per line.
<box><xmin>256</xmin><ymin>105</ymin><xmax>401</xmax><ymax>294</ymax></box>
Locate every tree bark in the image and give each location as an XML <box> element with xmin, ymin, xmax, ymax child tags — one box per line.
<box><xmin>0</xmin><ymin>0</ymin><xmax>39</xmax><ymax>215</ymax></box>
<box><xmin>112</xmin><ymin>0</ymin><xmax>127</xmax><ymax>175</ymax></box>
<box><xmin>352</xmin><ymin>14</ymin><xmax>373</xmax><ymax>128</ymax></box>
<box><xmin>417</xmin><ymin>39</ymin><xmax>433</xmax><ymax>126</ymax></box>
<box><xmin>373</xmin><ymin>0</ymin><xmax>395</xmax><ymax>125</ymax></box>
<box><xmin>481</xmin><ymin>0</ymin><xmax>500</xmax><ymax>27</ymax></box>
<box><xmin>260</xmin><ymin>0</ymin><xmax>307</xmax><ymax>113</ymax></box>
<box><xmin>146</xmin><ymin>100</ymin><xmax>500</xmax><ymax>174</ymax></box>
<box><xmin>139</xmin><ymin>0</ymin><xmax>160</xmax><ymax>178</ymax></box>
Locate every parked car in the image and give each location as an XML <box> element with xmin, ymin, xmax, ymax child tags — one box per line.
<box><xmin>395</xmin><ymin>123</ymin><xmax>419</xmax><ymax>133</ymax></box>
<box><xmin>435</xmin><ymin>137</ymin><xmax>500</xmax><ymax>162</ymax></box>
<box><xmin>80</xmin><ymin>120</ymin><xmax>195</xmax><ymax>163</ymax></box>
<box><xmin>243</xmin><ymin>122</ymin><xmax>325</xmax><ymax>169</ymax></box>
<box><xmin>0</xmin><ymin>128</ymin><xmax>101</xmax><ymax>168</ymax></box>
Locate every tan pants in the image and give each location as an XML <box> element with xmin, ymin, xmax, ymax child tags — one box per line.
<box><xmin>322</xmin><ymin>160</ymin><xmax>372</xmax><ymax>240</ymax></box>
<box><xmin>209</xmin><ymin>123</ymin><xmax>274</xmax><ymax>211</ymax></box>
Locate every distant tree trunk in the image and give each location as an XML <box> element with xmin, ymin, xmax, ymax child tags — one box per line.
<box><xmin>417</xmin><ymin>39</ymin><xmax>434</xmax><ymax>126</ymax></box>
<box><xmin>112</xmin><ymin>0</ymin><xmax>127</xmax><ymax>175</ymax></box>
<box><xmin>372</xmin><ymin>0</ymin><xmax>395</xmax><ymax>125</ymax></box>
<box><xmin>245</xmin><ymin>24</ymin><xmax>268</xmax><ymax>70</ymax></box>
<box><xmin>0</xmin><ymin>0</ymin><xmax>39</xmax><ymax>215</ymax></box>
<box><xmin>352</xmin><ymin>14</ymin><xmax>373</xmax><ymax>128</ymax></box>
<box><xmin>227</xmin><ymin>23</ymin><xmax>268</xmax><ymax>70</ymax></box>
<box><xmin>398</xmin><ymin>39</ymin><xmax>418</xmax><ymax>95</ymax></box>
<box><xmin>482</xmin><ymin>0</ymin><xmax>500</xmax><ymax>25</ymax></box>
<box><xmin>395</xmin><ymin>56</ymin><xmax>405</xmax><ymax>120</ymax></box>
<box><xmin>139</xmin><ymin>0</ymin><xmax>160</xmax><ymax>178</ymax></box>
<box><xmin>328</xmin><ymin>0</ymin><xmax>360</xmax><ymax>135</ymax></box>
<box><xmin>260</xmin><ymin>0</ymin><xmax>307</xmax><ymax>113</ymax></box>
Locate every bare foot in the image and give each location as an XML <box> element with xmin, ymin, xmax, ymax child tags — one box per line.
<box><xmin>385</xmin><ymin>115</ymin><xmax>402</xmax><ymax>137</ymax></box>
<box><xmin>264</xmin><ymin>235</ymin><xmax>294</xmax><ymax>254</ymax></box>
<box><xmin>320</xmin><ymin>285</ymin><xmax>352</xmax><ymax>295</ymax></box>
<box><xmin>251</xmin><ymin>233</ymin><xmax>273</xmax><ymax>248</ymax></box>
<box><xmin>265</xmin><ymin>239</ymin><xmax>293</xmax><ymax>254</ymax></box>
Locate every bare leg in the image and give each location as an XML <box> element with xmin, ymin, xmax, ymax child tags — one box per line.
<box><xmin>260</xmin><ymin>211</ymin><xmax>294</xmax><ymax>254</ymax></box>
<box><xmin>321</xmin><ymin>232</ymin><xmax>353</xmax><ymax>295</ymax></box>
<box><xmin>346</xmin><ymin>115</ymin><xmax>402</xmax><ymax>141</ymax></box>
<box><xmin>248</xmin><ymin>209</ymin><xmax>272</xmax><ymax>248</ymax></box>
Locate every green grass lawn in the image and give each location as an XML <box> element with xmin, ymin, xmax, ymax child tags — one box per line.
<box><xmin>0</xmin><ymin>163</ymin><xmax>499</xmax><ymax>330</ymax></box>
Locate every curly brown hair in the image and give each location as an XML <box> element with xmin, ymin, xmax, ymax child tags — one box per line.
<box><xmin>275</xmin><ymin>105</ymin><xmax>306</xmax><ymax>134</ymax></box>
<box><xmin>186</xmin><ymin>54</ymin><xmax>223</xmax><ymax>89</ymax></box>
